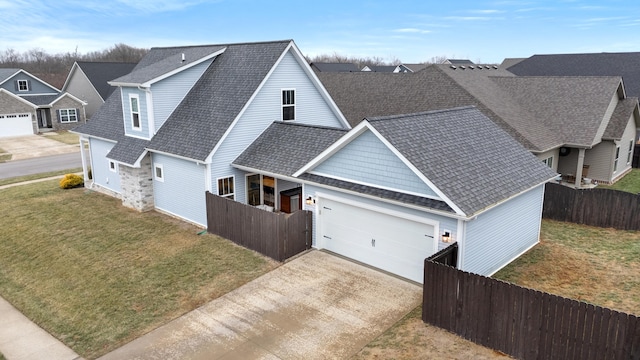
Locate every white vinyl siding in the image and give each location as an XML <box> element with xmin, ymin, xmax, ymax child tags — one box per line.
<box><xmin>210</xmin><ymin>49</ymin><xmax>346</xmax><ymax>204</ymax></box>
<box><xmin>89</xmin><ymin>138</ymin><xmax>121</xmax><ymax>193</ymax></box>
<box><xmin>463</xmin><ymin>184</ymin><xmax>544</xmax><ymax>276</ymax></box>
<box><xmin>311</xmin><ymin>130</ymin><xmax>439</xmax><ymax>198</ymax></box>
<box><xmin>152</xmin><ymin>154</ymin><xmax>207</xmax><ymax>226</ymax></box>
<box><xmin>150</xmin><ymin>58</ymin><xmax>214</xmax><ymax>132</ymax></box>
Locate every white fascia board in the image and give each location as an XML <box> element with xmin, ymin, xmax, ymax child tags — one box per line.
<box><xmin>60</xmin><ymin>62</ymin><xmax>79</xmax><ymax>92</ymax></box>
<box><xmin>293</xmin><ymin>120</ymin><xmax>370</xmax><ymax>177</ymax></box>
<box><xmin>69</xmin><ymin>132</ymin><xmax>117</xmax><ymax>144</ymax></box>
<box><xmin>287</xmin><ymin>42</ymin><xmax>351</xmax><ymax>129</ymax></box>
<box><xmin>232</xmin><ymin>164</ymin><xmax>301</xmax><ymax>184</ymax></box>
<box><xmin>205</xmin><ymin>43</ymin><xmax>292</xmax><ymax>163</ymax></box>
<box><xmin>49</xmin><ymin>92</ymin><xmax>88</xmax><ymax>106</ymax></box>
<box><xmin>147</xmin><ymin>148</ymin><xmax>205</xmax><ymax>165</ymax></box>
<box><xmin>0</xmin><ymin>89</ymin><xmax>38</xmax><ymax>108</ymax></box>
<box><xmin>365</xmin><ymin>124</ymin><xmax>467</xmax><ymax>216</ymax></box>
<box><xmin>0</xmin><ymin>70</ymin><xmax>21</xmax><ymax>86</ymax></box>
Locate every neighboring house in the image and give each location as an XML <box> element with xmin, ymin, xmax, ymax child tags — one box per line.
<box><xmin>500</xmin><ymin>57</ymin><xmax>526</xmax><ymax>69</ymax></box>
<box><xmin>72</xmin><ymin>39</ymin><xmax>557</xmax><ymax>283</ymax></box>
<box><xmin>396</xmin><ymin>63</ymin><xmax>428</xmax><ymax>73</ymax></box>
<box><xmin>317</xmin><ymin>65</ymin><xmax>639</xmax><ymax>186</ymax></box>
<box><xmin>234</xmin><ymin>107</ymin><xmax>557</xmax><ymax>281</ymax></box>
<box><xmin>62</xmin><ymin>61</ymin><xmax>137</xmax><ymax>119</ymax></box>
<box><xmin>443</xmin><ymin>59</ymin><xmax>474</xmax><ymax>65</ymax></box>
<box><xmin>361</xmin><ymin>65</ymin><xmax>397</xmax><ymax>72</ymax></box>
<box><xmin>0</xmin><ymin>68</ymin><xmax>87</xmax><ymax>138</ymax></box>
<box><xmin>310</xmin><ymin>62</ymin><xmax>359</xmax><ymax>73</ymax></box>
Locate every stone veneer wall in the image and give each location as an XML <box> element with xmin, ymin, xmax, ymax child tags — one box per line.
<box><xmin>119</xmin><ymin>153</ymin><xmax>154</xmax><ymax>212</ymax></box>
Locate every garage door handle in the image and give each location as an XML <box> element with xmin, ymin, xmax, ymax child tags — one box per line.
<box><xmin>371</xmin><ymin>239</ymin><xmax>375</xmax><ymax>247</ymax></box>
<box><xmin>323</xmin><ymin>235</ymin><xmax>332</xmax><ymax>240</ymax></box>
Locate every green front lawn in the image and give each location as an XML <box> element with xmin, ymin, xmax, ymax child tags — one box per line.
<box><xmin>44</xmin><ymin>131</ymin><xmax>80</xmax><ymax>145</ymax></box>
<box><xmin>599</xmin><ymin>168</ymin><xmax>640</xmax><ymax>193</ymax></box>
<box><xmin>0</xmin><ymin>180</ymin><xmax>278</xmax><ymax>358</ymax></box>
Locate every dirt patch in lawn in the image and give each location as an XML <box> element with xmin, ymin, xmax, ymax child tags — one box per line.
<box><xmin>353</xmin><ymin>306</ymin><xmax>512</xmax><ymax>360</ymax></box>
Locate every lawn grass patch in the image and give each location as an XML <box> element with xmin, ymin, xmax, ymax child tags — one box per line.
<box><xmin>494</xmin><ymin>219</ymin><xmax>640</xmax><ymax>315</ymax></box>
<box><xmin>0</xmin><ymin>180</ymin><xmax>278</xmax><ymax>358</ymax></box>
<box><xmin>599</xmin><ymin>169</ymin><xmax>640</xmax><ymax>193</ymax></box>
<box><xmin>0</xmin><ymin>147</ymin><xmax>10</xmax><ymax>163</ymax></box>
<box><xmin>0</xmin><ymin>168</ymin><xmax>83</xmax><ymax>187</ymax></box>
<box><xmin>45</xmin><ymin>131</ymin><xmax>80</xmax><ymax>145</ymax></box>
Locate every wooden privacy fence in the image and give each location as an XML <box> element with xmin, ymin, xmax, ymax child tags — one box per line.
<box><xmin>205</xmin><ymin>192</ymin><xmax>312</xmax><ymax>261</ymax></box>
<box><xmin>426</xmin><ymin>242</ymin><xmax>458</xmax><ymax>267</ymax></box>
<box><xmin>543</xmin><ymin>183</ymin><xmax>640</xmax><ymax>230</ymax></box>
<box><xmin>423</xmin><ymin>261</ymin><xmax>640</xmax><ymax>360</ymax></box>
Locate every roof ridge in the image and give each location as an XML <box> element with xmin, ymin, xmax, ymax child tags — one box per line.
<box><xmin>366</xmin><ymin>106</ymin><xmax>476</xmax><ymax>122</ymax></box>
<box><xmin>150</xmin><ymin>39</ymin><xmax>292</xmax><ymax>51</ymax></box>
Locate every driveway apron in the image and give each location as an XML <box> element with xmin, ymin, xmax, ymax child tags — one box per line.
<box><xmin>98</xmin><ymin>250</ymin><xmax>422</xmax><ymax>360</ymax></box>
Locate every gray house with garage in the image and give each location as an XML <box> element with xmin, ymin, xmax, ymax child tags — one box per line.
<box><xmin>73</xmin><ymin>40</ymin><xmax>556</xmax><ymax>283</ymax></box>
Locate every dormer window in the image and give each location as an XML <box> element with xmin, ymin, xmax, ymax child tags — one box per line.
<box><xmin>282</xmin><ymin>89</ymin><xmax>295</xmax><ymax>121</ymax></box>
<box><xmin>130</xmin><ymin>94</ymin><xmax>140</xmax><ymax>130</ymax></box>
<box><xmin>17</xmin><ymin>80</ymin><xmax>28</xmax><ymax>91</ymax></box>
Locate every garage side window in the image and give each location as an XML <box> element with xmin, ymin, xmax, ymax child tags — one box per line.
<box><xmin>59</xmin><ymin>109</ymin><xmax>78</xmax><ymax>123</ymax></box>
<box><xmin>217</xmin><ymin>176</ymin><xmax>234</xmax><ymax>200</ymax></box>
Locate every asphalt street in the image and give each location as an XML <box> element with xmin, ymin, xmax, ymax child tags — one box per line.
<box><xmin>0</xmin><ymin>152</ymin><xmax>83</xmax><ymax>179</ymax></box>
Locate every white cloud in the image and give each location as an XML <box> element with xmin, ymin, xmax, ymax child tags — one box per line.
<box><xmin>114</xmin><ymin>0</ymin><xmax>216</xmax><ymax>13</ymax></box>
<box><xmin>393</xmin><ymin>28</ymin><xmax>432</xmax><ymax>34</ymax></box>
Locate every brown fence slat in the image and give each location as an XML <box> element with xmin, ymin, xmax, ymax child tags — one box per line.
<box><xmin>205</xmin><ymin>192</ymin><xmax>311</xmax><ymax>261</ymax></box>
<box><xmin>422</xmin><ymin>260</ymin><xmax>638</xmax><ymax>360</ymax></box>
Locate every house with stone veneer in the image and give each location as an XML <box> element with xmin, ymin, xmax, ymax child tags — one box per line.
<box><xmin>0</xmin><ymin>68</ymin><xmax>87</xmax><ymax>138</ymax></box>
<box><xmin>73</xmin><ymin>40</ymin><xmax>557</xmax><ymax>282</ymax></box>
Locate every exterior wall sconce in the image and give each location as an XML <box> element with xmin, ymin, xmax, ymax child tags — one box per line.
<box><xmin>441</xmin><ymin>231</ymin><xmax>452</xmax><ymax>243</ymax></box>
<box><xmin>305</xmin><ymin>196</ymin><xmax>314</xmax><ymax>205</ymax></box>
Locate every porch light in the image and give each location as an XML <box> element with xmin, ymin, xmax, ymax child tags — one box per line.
<box><xmin>305</xmin><ymin>196</ymin><xmax>314</xmax><ymax>205</ymax></box>
<box><xmin>441</xmin><ymin>231</ymin><xmax>452</xmax><ymax>243</ymax></box>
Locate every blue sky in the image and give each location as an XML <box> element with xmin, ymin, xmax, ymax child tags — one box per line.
<box><xmin>2</xmin><ymin>0</ymin><xmax>639</xmax><ymax>64</ymax></box>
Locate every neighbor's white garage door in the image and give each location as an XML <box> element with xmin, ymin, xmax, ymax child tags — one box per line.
<box><xmin>0</xmin><ymin>113</ymin><xmax>32</xmax><ymax>138</ymax></box>
<box><xmin>318</xmin><ymin>197</ymin><xmax>437</xmax><ymax>283</ymax></box>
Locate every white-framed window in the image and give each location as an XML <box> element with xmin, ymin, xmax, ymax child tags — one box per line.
<box><xmin>130</xmin><ymin>94</ymin><xmax>141</xmax><ymax>130</ymax></box>
<box><xmin>217</xmin><ymin>176</ymin><xmax>235</xmax><ymax>200</ymax></box>
<box><xmin>614</xmin><ymin>146</ymin><xmax>620</xmax><ymax>173</ymax></box>
<box><xmin>108</xmin><ymin>160</ymin><xmax>117</xmax><ymax>173</ymax></box>
<box><xmin>17</xmin><ymin>80</ymin><xmax>28</xmax><ymax>91</ymax></box>
<box><xmin>627</xmin><ymin>140</ymin><xmax>634</xmax><ymax>164</ymax></box>
<box><xmin>154</xmin><ymin>164</ymin><xmax>164</xmax><ymax>182</ymax></box>
<box><xmin>282</xmin><ymin>89</ymin><xmax>295</xmax><ymax>121</ymax></box>
<box><xmin>59</xmin><ymin>108</ymin><xmax>78</xmax><ymax>123</ymax></box>
<box><xmin>542</xmin><ymin>156</ymin><xmax>553</xmax><ymax>169</ymax></box>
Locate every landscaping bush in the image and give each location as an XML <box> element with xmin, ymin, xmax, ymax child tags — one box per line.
<box><xmin>59</xmin><ymin>174</ymin><xmax>84</xmax><ymax>189</ymax></box>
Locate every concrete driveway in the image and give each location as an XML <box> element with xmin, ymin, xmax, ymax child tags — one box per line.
<box><xmin>98</xmin><ymin>250</ymin><xmax>422</xmax><ymax>360</ymax></box>
<box><xmin>0</xmin><ymin>134</ymin><xmax>79</xmax><ymax>161</ymax></box>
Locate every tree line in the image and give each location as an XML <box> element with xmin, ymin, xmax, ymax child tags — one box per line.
<box><xmin>0</xmin><ymin>44</ymin><xmax>148</xmax><ymax>89</ymax></box>
<box><xmin>306</xmin><ymin>52</ymin><xmax>449</xmax><ymax>70</ymax></box>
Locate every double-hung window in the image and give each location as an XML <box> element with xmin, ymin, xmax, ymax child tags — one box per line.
<box><xmin>542</xmin><ymin>156</ymin><xmax>553</xmax><ymax>168</ymax></box>
<box><xmin>130</xmin><ymin>95</ymin><xmax>141</xmax><ymax>130</ymax></box>
<box><xmin>217</xmin><ymin>176</ymin><xmax>235</xmax><ymax>200</ymax></box>
<box><xmin>614</xmin><ymin>146</ymin><xmax>620</xmax><ymax>173</ymax></box>
<box><xmin>17</xmin><ymin>80</ymin><xmax>28</xmax><ymax>91</ymax></box>
<box><xmin>59</xmin><ymin>109</ymin><xmax>78</xmax><ymax>123</ymax></box>
<box><xmin>282</xmin><ymin>89</ymin><xmax>295</xmax><ymax>121</ymax></box>
<box><xmin>627</xmin><ymin>140</ymin><xmax>634</xmax><ymax>165</ymax></box>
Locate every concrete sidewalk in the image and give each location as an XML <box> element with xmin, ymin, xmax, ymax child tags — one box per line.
<box><xmin>0</xmin><ymin>297</ymin><xmax>81</xmax><ymax>360</ymax></box>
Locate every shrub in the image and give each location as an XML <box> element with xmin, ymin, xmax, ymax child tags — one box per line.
<box><xmin>59</xmin><ymin>174</ymin><xmax>84</xmax><ymax>189</ymax></box>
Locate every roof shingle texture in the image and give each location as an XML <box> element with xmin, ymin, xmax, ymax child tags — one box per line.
<box><xmin>233</xmin><ymin>122</ymin><xmax>347</xmax><ymax>176</ymax></box>
<box><xmin>507</xmin><ymin>52</ymin><xmax>640</xmax><ymax>100</ymax></box>
<box><xmin>75</xmin><ymin>62</ymin><xmax>137</xmax><ymax>99</ymax></box>
<box><xmin>366</xmin><ymin>107</ymin><xmax>557</xmax><ymax>216</ymax></box>
<box><xmin>310</xmin><ymin>62</ymin><xmax>359</xmax><ymax>72</ymax></box>
<box><xmin>146</xmin><ymin>40</ymin><xmax>291</xmax><ymax>161</ymax></box>
<box><xmin>72</xmin><ymin>87</ymin><xmax>124</xmax><ymax>141</ymax></box>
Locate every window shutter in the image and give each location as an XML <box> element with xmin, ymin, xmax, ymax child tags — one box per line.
<box><xmin>27</xmin><ymin>80</ymin><xmax>31</xmax><ymax>91</ymax></box>
<box><xmin>56</xmin><ymin>109</ymin><xmax>61</xmax><ymax>123</ymax></box>
<box><xmin>76</xmin><ymin>108</ymin><xmax>80</xmax><ymax>122</ymax></box>
<box><xmin>14</xmin><ymin>80</ymin><xmax>18</xmax><ymax>91</ymax></box>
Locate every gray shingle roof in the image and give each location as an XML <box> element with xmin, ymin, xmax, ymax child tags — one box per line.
<box><xmin>604</xmin><ymin>97</ymin><xmax>639</xmax><ymax>140</ymax></box>
<box><xmin>507</xmin><ymin>52</ymin><xmax>640</xmax><ymax>100</ymax></box>
<box><xmin>110</xmin><ymin>45</ymin><xmax>225</xmax><ymax>85</ymax></box>
<box><xmin>310</xmin><ymin>62</ymin><xmax>359</xmax><ymax>72</ymax></box>
<box><xmin>365</xmin><ymin>107</ymin><xmax>557</xmax><ymax>216</ymax></box>
<box><xmin>362</xmin><ymin>65</ymin><xmax>397</xmax><ymax>72</ymax></box>
<box><xmin>106</xmin><ymin>137</ymin><xmax>149</xmax><ymax>165</ymax></box>
<box><xmin>146</xmin><ymin>40</ymin><xmax>291</xmax><ymax>161</ymax></box>
<box><xmin>299</xmin><ymin>173</ymin><xmax>455</xmax><ymax>213</ymax></box>
<box><xmin>72</xmin><ymin>88</ymin><xmax>123</xmax><ymax>141</ymax></box>
<box><xmin>20</xmin><ymin>94</ymin><xmax>61</xmax><ymax>106</ymax></box>
<box><xmin>0</xmin><ymin>68</ymin><xmax>19</xmax><ymax>83</ymax></box>
<box><xmin>233</xmin><ymin>122</ymin><xmax>347</xmax><ymax>176</ymax></box>
<box><xmin>75</xmin><ymin>62</ymin><xmax>137</xmax><ymax>99</ymax></box>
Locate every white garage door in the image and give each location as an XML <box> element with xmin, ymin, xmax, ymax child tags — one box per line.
<box><xmin>318</xmin><ymin>197</ymin><xmax>437</xmax><ymax>283</ymax></box>
<box><xmin>0</xmin><ymin>113</ymin><xmax>33</xmax><ymax>138</ymax></box>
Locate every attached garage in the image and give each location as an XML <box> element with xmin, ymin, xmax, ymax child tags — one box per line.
<box><xmin>0</xmin><ymin>113</ymin><xmax>33</xmax><ymax>138</ymax></box>
<box><xmin>317</xmin><ymin>196</ymin><xmax>438</xmax><ymax>283</ymax></box>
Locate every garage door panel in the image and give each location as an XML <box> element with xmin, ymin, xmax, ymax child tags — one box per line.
<box><xmin>0</xmin><ymin>113</ymin><xmax>32</xmax><ymax>138</ymax></box>
<box><xmin>319</xmin><ymin>197</ymin><xmax>436</xmax><ymax>283</ymax></box>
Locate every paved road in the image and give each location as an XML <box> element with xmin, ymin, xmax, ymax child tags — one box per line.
<box><xmin>0</xmin><ymin>152</ymin><xmax>83</xmax><ymax>179</ymax></box>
